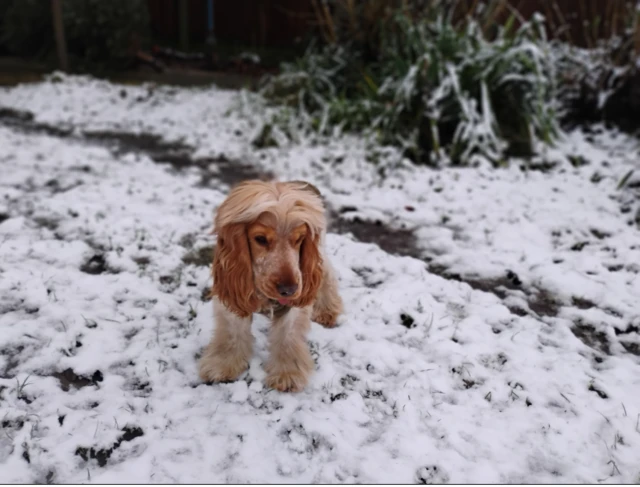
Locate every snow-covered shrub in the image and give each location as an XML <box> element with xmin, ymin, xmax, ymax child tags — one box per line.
<box><xmin>373</xmin><ymin>11</ymin><xmax>558</xmax><ymax>164</ymax></box>
<box><xmin>259</xmin><ymin>5</ymin><xmax>558</xmax><ymax>166</ymax></box>
<box><xmin>555</xmin><ymin>6</ymin><xmax>640</xmax><ymax>132</ymax></box>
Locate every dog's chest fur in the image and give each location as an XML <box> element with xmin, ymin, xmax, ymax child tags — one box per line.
<box><xmin>257</xmin><ymin>299</ymin><xmax>290</xmax><ymax>319</ymax></box>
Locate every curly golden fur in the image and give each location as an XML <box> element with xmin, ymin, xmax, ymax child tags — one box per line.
<box><xmin>199</xmin><ymin>180</ymin><xmax>343</xmax><ymax>392</ymax></box>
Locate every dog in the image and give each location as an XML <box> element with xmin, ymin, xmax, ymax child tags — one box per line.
<box><xmin>199</xmin><ymin>180</ymin><xmax>343</xmax><ymax>392</ymax></box>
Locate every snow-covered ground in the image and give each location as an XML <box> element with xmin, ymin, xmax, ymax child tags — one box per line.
<box><xmin>0</xmin><ymin>75</ymin><xmax>639</xmax><ymax>483</ymax></box>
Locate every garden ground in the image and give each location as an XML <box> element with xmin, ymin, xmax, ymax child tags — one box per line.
<box><xmin>0</xmin><ymin>76</ymin><xmax>639</xmax><ymax>483</ymax></box>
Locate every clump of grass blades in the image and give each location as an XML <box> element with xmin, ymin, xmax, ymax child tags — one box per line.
<box><xmin>259</xmin><ymin>1</ymin><xmax>559</xmax><ymax>166</ymax></box>
<box><xmin>262</xmin><ymin>2</ymin><xmax>557</xmax><ymax>164</ymax></box>
<box><xmin>374</xmin><ymin>9</ymin><xmax>558</xmax><ymax>164</ymax></box>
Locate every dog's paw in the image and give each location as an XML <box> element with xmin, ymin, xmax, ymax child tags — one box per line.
<box><xmin>265</xmin><ymin>350</ymin><xmax>313</xmax><ymax>392</ymax></box>
<box><xmin>198</xmin><ymin>356</ymin><xmax>247</xmax><ymax>384</ymax></box>
<box><xmin>265</xmin><ymin>369</ymin><xmax>309</xmax><ymax>392</ymax></box>
<box><xmin>312</xmin><ymin>310</ymin><xmax>341</xmax><ymax>328</ymax></box>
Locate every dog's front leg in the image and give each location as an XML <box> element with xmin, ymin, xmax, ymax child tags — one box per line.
<box><xmin>265</xmin><ymin>305</ymin><xmax>314</xmax><ymax>392</ymax></box>
<box><xmin>199</xmin><ymin>297</ymin><xmax>253</xmax><ymax>383</ymax></box>
<box><xmin>312</xmin><ymin>259</ymin><xmax>343</xmax><ymax>328</ymax></box>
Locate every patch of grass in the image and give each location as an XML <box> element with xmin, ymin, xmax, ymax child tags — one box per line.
<box><xmin>617</xmin><ymin>170</ymin><xmax>635</xmax><ymax>190</ymax></box>
<box><xmin>16</xmin><ymin>374</ymin><xmax>32</xmax><ymax>399</ymax></box>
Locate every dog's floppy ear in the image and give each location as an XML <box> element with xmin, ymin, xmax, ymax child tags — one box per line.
<box><xmin>291</xmin><ymin>228</ymin><xmax>323</xmax><ymax>308</ymax></box>
<box><xmin>212</xmin><ymin>223</ymin><xmax>258</xmax><ymax>317</ymax></box>
<box><xmin>287</xmin><ymin>180</ymin><xmax>322</xmax><ymax>198</ymax></box>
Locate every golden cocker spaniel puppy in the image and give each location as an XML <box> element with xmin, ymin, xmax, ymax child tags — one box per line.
<box><xmin>199</xmin><ymin>180</ymin><xmax>343</xmax><ymax>392</ymax></box>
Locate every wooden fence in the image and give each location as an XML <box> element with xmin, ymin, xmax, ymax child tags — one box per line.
<box><xmin>148</xmin><ymin>0</ymin><xmax>315</xmax><ymax>48</ymax></box>
<box><xmin>147</xmin><ymin>0</ymin><xmax>632</xmax><ymax>49</ymax></box>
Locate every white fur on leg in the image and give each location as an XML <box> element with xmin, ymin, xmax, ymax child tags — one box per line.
<box><xmin>199</xmin><ymin>297</ymin><xmax>253</xmax><ymax>383</ymax></box>
<box><xmin>312</xmin><ymin>258</ymin><xmax>343</xmax><ymax>328</ymax></box>
<box><xmin>265</xmin><ymin>305</ymin><xmax>314</xmax><ymax>392</ymax></box>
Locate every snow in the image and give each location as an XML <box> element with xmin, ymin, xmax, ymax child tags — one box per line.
<box><xmin>0</xmin><ymin>75</ymin><xmax>639</xmax><ymax>483</ymax></box>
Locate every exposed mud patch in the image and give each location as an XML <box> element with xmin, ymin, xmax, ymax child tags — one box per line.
<box><xmin>428</xmin><ymin>266</ymin><xmax>561</xmax><ymax>318</ymax></box>
<box><xmin>81</xmin><ymin>130</ymin><xmax>273</xmax><ymax>189</ymax></box>
<box><xmin>527</xmin><ymin>288</ymin><xmax>562</xmax><ymax>318</ymax></box>
<box><xmin>571</xmin><ymin>320</ymin><xmax>640</xmax><ymax>357</ymax></box>
<box><xmin>0</xmin><ymin>107</ymin><xmax>72</xmax><ymax>137</ymax></box>
<box><xmin>197</xmin><ymin>156</ymin><xmax>272</xmax><ymax>188</ymax></box>
<box><xmin>620</xmin><ymin>342</ymin><xmax>640</xmax><ymax>355</ymax></box>
<box><xmin>614</xmin><ymin>324</ymin><xmax>640</xmax><ymax>335</ymax></box>
<box><xmin>329</xmin><ymin>214</ymin><xmax>420</xmax><ymax>259</ymax></box>
<box><xmin>52</xmin><ymin>368</ymin><xmax>104</xmax><ymax>391</ymax></box>
<box><xmin>0</xmin><ymin>344</ymin><xmax>27</xmax><ymax>379</ymax></box>
<box><xmin>571</xmin><ymin>321</ymin><xmax>610</xmax><ymax>354</ymax></box>
<box><xmin>0</xmin><ymin>108</ymin><xmax>271</xmax><ymax>189</ymax></box>
<box><xmin>182</xmin><ymin>245</ymin><xmax>214</xmax><ymax>267</ymax></box>
<box><xmin>80</xmin><ymin>254</ymin><xmax>108</xmax><ymax>275</ymax></box>
<box><xmin>0</xmin><ymin>107</ymin><xmax>33</xmax><ymax>122</ymax></box>
<box><xmin>75</xmin><ymin>426</ymin><xmax>144</xmax><ymax>467</ymax></box>
<box><xmin>571</xmin><ymin>296</ymin><xmax>596</xmax><ymax>310</ymax></box>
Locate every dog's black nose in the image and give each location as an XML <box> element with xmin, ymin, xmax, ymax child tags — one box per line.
<box><xmin>277</xmin><ymin>283</ymin><xmax>298</xmax><ymax>297</ymax></box>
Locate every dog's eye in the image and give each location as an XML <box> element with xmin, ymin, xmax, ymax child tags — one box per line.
<box><xmin>254</xmin><ymin>235</ymin><xmax>268</xmax><ymax>246</ymax></box>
